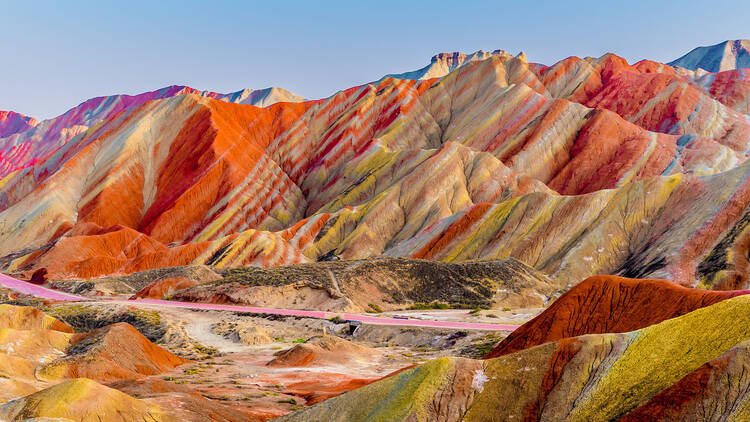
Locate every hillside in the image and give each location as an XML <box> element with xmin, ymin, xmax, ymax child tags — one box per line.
<box><xmin>669</xmin><ymin>39</ymin><xmax>750</xmax><ymax>72</ymax></box>
<box><xmin>170</xmin><ymin>257</ymin><xmax>557</xmax><ymax>312</ymax></box>
<box><xmin>486</xmin><ymin>275</ymin><xmax>749</xmax><ymax>357</ymax></box>
<box><xmin>279</xmin><ymin>294</ymin><xmax>750</xmax><ymax>421</ymax></box>
<box><xmin>2</xmin><ymin>46</ymin><xmax>750</xmax><ymax>290</ymax></box>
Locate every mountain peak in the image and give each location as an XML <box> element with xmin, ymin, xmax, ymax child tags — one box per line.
<box><xmin>204</xmin><ymin>86</ymin><xmax>306</xmax><ymax>107</ymax></box>
<box><xmin>0</xmin><ymin>110</ymin><xmax>38</xmax><ymax>138</ymax></box>
<box><xmin>388</xmin><ymin>49</ymin><xmax>513</xmax><ymax>80</ymax></box>
<box><xmin>668</xmin><ymin>39</ymin><xmax>750</xmax><ymax>72</ymax></box>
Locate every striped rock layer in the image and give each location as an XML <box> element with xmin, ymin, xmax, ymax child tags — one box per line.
<box><xmin>0</xmin><ymin>303</ymin><xmax>254</xmax><ymax>421</ymax></box>
<box><xmin>486</xmin><ymin>275</ymin><xmax>750</xmax><ymax>358</ymax></box>
<box><xmin>278</xmin><ymin>293</ymin><xmax>750</xmax><ymax>422</ymax></box>
<box><xmin>0</xmin><ymin>85</ymin><xmax>303</xmax><ymax>179</ymax></box>
<box><xmin>0</xmin><ymin>110</ymin><xmax>38</xmax><ymax>138</ymax></box>
<box><xmin>0</xmin><ymin>304</ymin><xmax>184</xmax><ymax>401</ymax></box>
<box><xmin>2</xmin><ymin>49</ymin><xmax>750</xmax><ymax>289</ymax></box>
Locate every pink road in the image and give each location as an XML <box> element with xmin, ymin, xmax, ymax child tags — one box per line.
<box><xmin>0</xmin><ymin>273</ymin><xmax>518</xmax><ymax>332</ymax></box>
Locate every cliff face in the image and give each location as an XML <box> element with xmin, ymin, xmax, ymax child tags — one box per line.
<box><xmin>385</xmin><ymin>49</ymin><xmax>515</xmax><ymax>80</ymax></box>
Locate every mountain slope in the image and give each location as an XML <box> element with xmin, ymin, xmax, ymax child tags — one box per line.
<box><xmin>669</xmin><ymin>39</ymin><xmax>750</xmax><ymax>72</ymax></box>
<box><xmin>486</xmin><ymin>275</ymin><xmax>749</xmax><ymax>358</ymax></box>
<box><xmin>0</xmin><ymin>85</ymin><xmax>305</xmax><ymax>179</ymax></box>
<box><xmin>0</xmin><ymin>378</ymin><xmax>167</xmax><ymax>422</ymax></box>
<box><xmin>0</xmin><ymin>110</ymin><xmax>37</xmax><ymax>138</ymax></box>
<box><xmin>2</xmin><ymin>46</ymin><xmax>750</xmax><ymax>289</ymax></box>
<box><xmin>278</xmin><ymin>294</ymin><xmax>750</xmax><ymax>421</ymax></box>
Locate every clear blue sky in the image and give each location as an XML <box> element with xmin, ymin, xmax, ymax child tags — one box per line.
<box><xmin>1</xmin><ymin>0</ymin><xmax>748</xmax><ymax>119</ymax></box>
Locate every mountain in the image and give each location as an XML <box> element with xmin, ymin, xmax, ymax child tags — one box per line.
<box><xmin>5</xmin><ymin>40</ymin><xmax>750</xmax><ymax>421</ymax></box>
<box><xmin>202</xmin><ymin>86</ymin><xmax>306</xmax><ymax>107</ymax></box>
<box><xmin>0</xmin><ymin>110</ymin><xmax>37</xmax><ymax>138</ymax></box>
<box><xmin>669</xmin><ymin>39</ymin><xmax>750</xmax><ymax>72</ymax></box>
<box><xmin>384</xmin><ymin>49</ymin><xmax>518</xmax><ymax>79</ymax></box>
<box><xmin>3</xmin><ymin>49</ymin><xmax>750</xmax><ymax>290</ymax></box>
<box><xmin>0</xmin><ymin>85</ymin><xmax>305</xmax><ymax>179</ymax></box>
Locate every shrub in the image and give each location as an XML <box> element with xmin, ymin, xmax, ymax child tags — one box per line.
<box><xmin>368</xmin><ymin>303</ymin><xmax>383</xmax><ymax>313</ymax></box>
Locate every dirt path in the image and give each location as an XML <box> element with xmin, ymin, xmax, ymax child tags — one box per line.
<box><xmin>0</xmin><ymin>273</ymin><xmax>520</xmax><ymax>331</ymax></box>
<box><xmin>161</xmin><ymin>308</ymin><xmax>251</xmax><ymax>354</ymax></box>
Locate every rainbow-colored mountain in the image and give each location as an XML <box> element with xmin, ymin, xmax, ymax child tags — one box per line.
<box><xmin>3</xmin><ymin>40</ymin><xmax>750</xmax><ymax>421</ymax></box>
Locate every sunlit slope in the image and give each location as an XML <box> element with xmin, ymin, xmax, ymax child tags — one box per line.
<box><xmin>278</xmin><ymin>294</ymin><xmax>750</xmax><ymax>421</ymax></box>
<box><xmin>2</xmin><ymin>49</ymin><xmax>750</xmax><ymax>288</ymax></box>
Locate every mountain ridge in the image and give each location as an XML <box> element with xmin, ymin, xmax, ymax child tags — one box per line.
<box><xmin>669</xmin><ymin>39</ymin><xmax>750</xmax><ymax>72</ymax></box>
<box><xmin>3</xmin><ymin>47</ymin><xmax>750</xmax><ymax>290</ymax></box>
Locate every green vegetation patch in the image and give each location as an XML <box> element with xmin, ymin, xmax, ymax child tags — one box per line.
<box><xmin>45</xmin><ymin>304</ymin><xmax>165</xmax><ymax>341</ymax></box>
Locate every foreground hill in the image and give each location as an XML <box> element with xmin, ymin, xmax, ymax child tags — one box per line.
<box><xmin>0</xmin><ymin>304</ymin><xmax>187</xmax><ymax>399</ymax></box>
<box><xmin>278</xmin><ymin>293</ymin><xmax>750</xmax><ymax>421</ymax></box>
<box><xmin>486</xmin><ymin>275</ymin><xmax>749</xmax><ymax>358</ymax></box>
<box><xmin>669</xmin><ymin>39</ymin><xmax>750</xmax><ymax>72</ymax></box>
<box><xmin>0</xmin><ymin>378</ymin><xmax>167</xmax><ymax>422</ymax></box>
<box><xmin>0</xmin><ymin>303</ymin><xmax>260</xmax><ymax>421</ymax></box>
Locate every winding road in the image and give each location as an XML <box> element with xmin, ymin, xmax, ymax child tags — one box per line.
<box><xmin>0</xmin><ymin>273</ymin><xmax>519</xmax><ymax>331</ymax></box>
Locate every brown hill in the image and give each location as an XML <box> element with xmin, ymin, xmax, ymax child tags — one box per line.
<box><xmin>267</xmin><ymin>335</ymin><xmax>381</xmax><ymax>367</ymax></box>
<box><xmin>38</xmin><ymin>322</ymin><xmax>189</xmax><ymax>382</ymax></box>
<box><xmin>486</xmin><ymin>275</ymin><xmax>748</xmax><ymax>358</ymax></box>
<box><xmin>172</xmin><ymin>257</ymin><xmax>557</xmax><ymax>312</ymax></box>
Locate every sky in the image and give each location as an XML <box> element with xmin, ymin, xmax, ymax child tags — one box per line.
<box><xmin>1</xmin><ymin>0</ymin><xmax>749</xmax><ymax>119</ymax></box>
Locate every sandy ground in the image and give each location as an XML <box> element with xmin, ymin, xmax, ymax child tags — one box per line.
<box><xmin>126</xmin><ymin>305</ymin><xmax>536</xmax><ymax>420</ymax></box>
